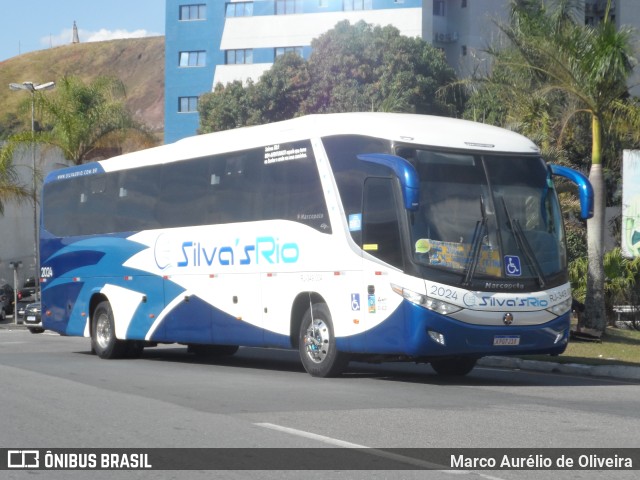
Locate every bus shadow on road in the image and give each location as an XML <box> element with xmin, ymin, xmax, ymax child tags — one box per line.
<box><xmin>83</xmin><ymin>345</ymin><xmax>634</xmax><ymax>387</ymax></box>
<box><xmin>138</xmin><ymin>345</ymin><xmax>308</xmax><ymax>374</ymax></box>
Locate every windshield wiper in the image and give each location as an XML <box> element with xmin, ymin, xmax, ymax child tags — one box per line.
<box><xmin>500</xmin><ymin>197</ymin><xmax>545</xmax><ymax>288</ymax></box>
<box><xmin>461</xmin><ymin>195</ymin><xmax>487</xmax><ymax>287</ymax></box>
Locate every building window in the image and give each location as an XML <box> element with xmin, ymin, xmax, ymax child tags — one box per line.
<box><xmin>179</xmin><ymin>4</ymin><xmax>206</xmax><ymax>20</ymax></box>
<box><xmin>275</xmin><ymin>46</ymin><xmax>303</xmax><ymax>58</ymax></box>
<box><xmin>461</xmin><ymin>45</ymin><xmax>467</xmax><ymax>56</ymax></box>
<box><xmin>226</xmin><ymin>49</ymin><xmax>254</xmax><ymax>64</ymax></box>
<box><xmin>461</xmin><ymin>0</ymin><xmax>467</xmax><ymax>8</ymax></box>
<box><xmin>433</xmin><ymin>0</ymin><xmax>445</xmax><ymax>16</ymax></box>
<box><xmin>344</xmin><ymin>0</ymin><xmax>373</xmax><ymax>10</ymax></box>
<box><xmin>179</xmin><ymin>97</ymin><xmax>199</xmax><ymax>113</ymax></box>
<box><xmin>179</xmin><ymin>51</ymin><xmax>206</xmax><ymax>67</ymax></box>
<box><xmin>226</xmin><ymin>2</ymin><xmax>254</xmax><ymax>17</ymax></box>
<box><xmin>276</xmin><ymin>0</ymin><xmax>302</xmax><ymax>14</ymax></box>
<box><xmin>318</xmin><ymin>0</ymin><xmax>329</xmax><ymax>7</ymax></box>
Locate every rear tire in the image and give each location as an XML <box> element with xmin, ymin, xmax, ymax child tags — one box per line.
<box><xmin>28</xmin><ymin>327</ymin><xmax>44</xmax><ymax>334</ymax></box>
<box><xmin>91</xmin><ymin>301</ymin><xmax>127</xmax><ymax>359</ymax></box>
<box><xmin>298</xmin><ymin>303</ymin><xmax>348</xmax><ymax>377</ymax></box>
<box><xmin>430</xmin><ymin>357</ymin><xmax>477</xmax><ymax>376</ymax></box>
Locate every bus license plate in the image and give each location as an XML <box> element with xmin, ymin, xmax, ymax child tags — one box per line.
<box><xmin>493</xmin><ymin>335</ymin><xmax>520</xmax><ymax>346</ymax></box>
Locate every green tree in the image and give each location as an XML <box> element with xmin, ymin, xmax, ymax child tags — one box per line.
<box><xmin>199</xmin><ymin>21</ymin><xmax>463</xmax><ymax>133</ymax></box>
<box><xmin>253</xmin><ymin>52</ymin><xmax>311</xmax><ymax>123</ymax></box>
<box><xmin>199</xmin><ymin>80</ymin><xmax>258</xmax><ymax>134</ymax></box>
<box><xmin>1</xmin><ymin>75</ymin><xmax>153</xmax><ymax>166</ymax></box>
<box><xmin>302</xmin><ymin>20</ymin><xmax>461</xmax><ymax>115</ymax></box>
<box><xmin>569</xmin><ymin>248</ymin><xmax>640</xmax><ymax>323</ymax></box>
<box><xmin>199</xmin><ymin>53</ymin><xmax>311</xmax><ymax>133</ymax></box>
<box><xmin>467</xmin><ymin>0</ymin><xmax>639</xmax><ymax>333</ymax></box>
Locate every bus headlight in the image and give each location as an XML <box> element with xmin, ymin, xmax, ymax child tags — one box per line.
<box><xmin>546</xmin><ymin>297</ymin><xmax>572</xmax><ymax>317</ymax></box>
<box><xmin>391</xmin><ymin>284</ymin><xmax>462</xmax><ymax>315</ymax></box>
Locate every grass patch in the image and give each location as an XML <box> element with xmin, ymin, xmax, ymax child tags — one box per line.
<box><xmin>522</xmin><ymin>326</ymin><xmax>640</xmax><ymax>367</ymax></box>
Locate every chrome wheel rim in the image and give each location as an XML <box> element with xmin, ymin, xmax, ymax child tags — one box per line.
<box><xmin>95</xmin><ymin>312</ymin><xmax>112</xmax><ymax>350</ymax></box>
<box><xmin>303</xmin><ymin>318</ymin><xmax>330</xmax><ymax>364</ymax></box>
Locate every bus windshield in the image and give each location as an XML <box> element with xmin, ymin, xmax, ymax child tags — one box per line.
<box><xmin>403</xmin><ymin>149</ymin><xmax>566</xmax><ymax>283</ymax></box>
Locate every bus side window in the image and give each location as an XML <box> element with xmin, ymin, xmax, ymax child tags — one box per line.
<box><xmin>362</xmin><ymin>177</ymin><xmax>403</xmax><ymax>269</ymax></box>
<box><xmin>43</xmin><ymin>177</ymin><xmax>85</xmax><ymax>237</ymax></box>
<box><xmin>158</xmin><ymin>158</ymin><xmax>210</xmax><ymax>228</ymax></box>
<box><xmin>209</xmin><ymin>151</ymin><xmax>262</xmax><ymax>224</ymax></box>
<box><xmin>78</xmin><ymin>174</ymin><xmax>116</xmax><ymax>235</ymax></box>
<box><xmin>261</xmin><ymin>143</ymin><xmax>331</xmax><ymax>233</ymax></box>
<box><xmin>117</xmin><ymin>167</ymin><xmax>161</xmax><ymax>231</ymax></box>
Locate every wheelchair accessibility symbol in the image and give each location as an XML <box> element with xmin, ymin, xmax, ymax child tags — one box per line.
<box><xmin>351</xmin><ymin>293</ymin><xmax>361</xmax><ymax>311</ymax></box>
<box><xmin>504</xmin><ymin>255</ymin><xmax>522</xmax><ymax>277</ymax></box>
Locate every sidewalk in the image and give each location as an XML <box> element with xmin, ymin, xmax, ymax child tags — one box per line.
<box><xmin>0</xmin><ymin>317</ymin><xmax>27</xmax><ymax>330</ymax></box>
<box><xmin>478</xmin><ymin>356</ymin><xmax>640</xmax><ymax>381</ymax></box>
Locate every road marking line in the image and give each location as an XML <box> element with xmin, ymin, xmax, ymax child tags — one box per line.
<box><xmin>255</xmin><ymin>422</ymin><xmax>505</xmax><ymax>479</ymax></box>
<box><xmin>256</xmin><ymin>422</ymin><xmax>368</xmax><ymax>448</ymax></box>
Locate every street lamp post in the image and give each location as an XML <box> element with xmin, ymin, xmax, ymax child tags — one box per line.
<box><xmin>9</xmin><ymin>81</ymin><xmax>55</xmax><ymax>297</ymax></box>
<box><xmin>8</xmin><ymin>261</ymin><xmax>21</xmax><ymax>325</ymax></box>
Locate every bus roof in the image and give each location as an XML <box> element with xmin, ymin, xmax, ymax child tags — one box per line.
<box><xmin>46</xmin><ymin>113</ymin><xmax>541</xmax><ymax>179</ymax></box>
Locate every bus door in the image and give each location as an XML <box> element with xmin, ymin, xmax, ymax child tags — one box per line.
<box><xmin>360</xmin><ymin>176</ymin><xmax>406</xmax><ymax>352</ymax></box>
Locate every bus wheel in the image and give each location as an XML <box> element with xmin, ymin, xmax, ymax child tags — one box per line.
<box><xmin>430</xmin><ymin>357</ymin><xmax>477</xmax><ymax>376</ymax></box>
<box><xmin>91</xmin><ymin>301</ymin><xmax>127</xmax><ymax>359</ymax></box>
<box><xmin>298</xmin><ymin>303</ymin><xmax>348</xmax><ymax>377</ymax></box>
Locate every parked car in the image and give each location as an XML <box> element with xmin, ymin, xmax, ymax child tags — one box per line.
<box><xmin>23</xmin><ymin>301</ymin><xmax>43</xmax><ymax>334</ymax></box>
<box><xmin>15</xmin><ymin>300</ymin><xmax>29</xmax><ymax>324</ymax></box>
<box><xmin>0</xmin><ymin>283</ymin><xmax>14</xmax><ymax>321</ymax></box>
<box><xmin>17</xmin><ymin>277</ymin><xmax>37</xmax><ymax>303</ymax></box>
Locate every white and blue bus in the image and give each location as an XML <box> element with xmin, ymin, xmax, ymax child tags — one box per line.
<box><xmin>40</xmin><ymin>113</ymin><xmax>593</xmax><ymax>377</ymax></box>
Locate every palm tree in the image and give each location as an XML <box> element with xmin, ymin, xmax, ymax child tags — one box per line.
<box><xmin>0</xmin><ymin>75</ymin><xmax>154</xmax><ymax>167</ymax></box>
<box><xmin>472</xmin><ymin>0</ymin><xmax>638</xmax><ymax>333</ymax></box>
<box><xmin>38</xmin><ymin>75</ymin><xmax>155</xmax><ymax>164</ymax></box>
<box><xmin>0</xmin><ymin>143</ymin><xmax>29</xmax><ymax>215</ymax></box>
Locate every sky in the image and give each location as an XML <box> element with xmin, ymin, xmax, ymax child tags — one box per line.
<box><xmin>0</xmin><ymin>0</ymin><xmax>165</xmax><ymax>62</ymax></box>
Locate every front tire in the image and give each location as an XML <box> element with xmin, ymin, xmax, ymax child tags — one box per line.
<box><xmin>91</xmin><ymin>301</ymin><xmax>127</xmax><ymax>359</ymax></box>
<box><xmin>298</xmin><ymin>303</ymin><xmax>348</xmax><ymax>377</ymax></box>
<box><xmin>430</xmin><ymin>357</ymin><xmax>477</xmax><ymax>376</ymax></box>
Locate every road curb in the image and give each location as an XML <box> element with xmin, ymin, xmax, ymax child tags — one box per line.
<box><xmin>479</xmin><ymin>356</ymin><xmax>640</xmax><ymax>381</ymax></box>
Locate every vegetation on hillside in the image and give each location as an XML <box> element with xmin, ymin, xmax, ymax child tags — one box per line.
<box><xmin>0</xmin><ymin>36</ymin><xmax>164</xmax><ymax>140</ymax></box>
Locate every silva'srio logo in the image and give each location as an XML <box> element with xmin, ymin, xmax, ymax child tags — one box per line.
<box><xmin>154</xmin><ymin>234</ymin><xmax>300</xmax><ymax>270</ymax></box>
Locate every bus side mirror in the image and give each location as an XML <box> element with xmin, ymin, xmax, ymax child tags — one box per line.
<box><xmin>549</xmin><ymin>164</ymin><xmax>594</xmax><ymax>220</ymax></box>
<box><xmin>357</xmin><ymin>153</ymin><xmax>419</xmax><ymax>211</ymax></box>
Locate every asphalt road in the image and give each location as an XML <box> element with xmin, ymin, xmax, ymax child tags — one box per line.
<box><xmin>1</xmin><ymin>328</ymin><xmax>639</xmax><ymax>480</ymax></box>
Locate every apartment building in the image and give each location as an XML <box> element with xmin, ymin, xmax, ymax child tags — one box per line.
<box><xmin>164</xmin><ymin>0</ymin><xmax>639</xmax><ymax>143</ymax></box>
